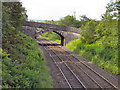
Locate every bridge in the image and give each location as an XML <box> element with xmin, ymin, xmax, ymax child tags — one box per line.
<box><xmin>21</xmin><ymin>21</ymin><xmax>81</xmax><ymax>45</ymax></box>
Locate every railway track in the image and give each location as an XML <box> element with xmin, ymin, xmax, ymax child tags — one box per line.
<box><xmin>39</xmin><ymin>40</ymin><xmax>87</xmax><ymax>89</ymax></box>
<box><xmin>37</xmin><ymin>36</ymin><xmax>118</xmax><ymax>89</ymax></box>
<box><xmin>59</xmin><ymin>47</ymin><xmax>117</xmax><ymax>88</ymax></box>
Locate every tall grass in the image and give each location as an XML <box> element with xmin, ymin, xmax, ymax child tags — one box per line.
<box><xmin>66</xmin><ymin>39</ymin><xmax>119</xmax><ymax>75</ymax></box>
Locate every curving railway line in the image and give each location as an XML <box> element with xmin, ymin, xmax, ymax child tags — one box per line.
<box><xmin>37</xmin><ymin>36</ymin><xmax>118</xmax><ymax>89</ymax></box>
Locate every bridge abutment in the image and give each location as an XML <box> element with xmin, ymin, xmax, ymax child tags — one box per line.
<box><xmin>61</xmin><ymin>37</ymin><xmax>65</xmax><ymax>46</ymax></box>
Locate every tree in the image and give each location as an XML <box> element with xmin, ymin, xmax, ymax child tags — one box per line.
<box><xmin>96</xmin><ymin>0</ymin><xmax>118</xmax><ymax>48</ymax></box>
<box><xmin>80</xmin><ymin>20</ymin><xmax>99</xmax><ymax>44</ymax></box>
<box><xmin>80</xmin><ymin>0</ymin><xmax>118</xmax><ymax>46</ymax></box>
<box><xmin>102</xmin><ymin>0</ymin><xmax>117</xmax><ymax>20</ymax></box>
<box><xmin>2</xmin><ymin>2</ymin><xmax>27</xmax><ymax>29</ymax></box>
<box><xmin>59</xmin><ymin>15</ymin><xmax>81</xmax><ymax>28</ymax></box>
<box><xmin>79</xmin><ymin>15</ymin><xmax>92</xmax><ymax>26</ymax></box>
<box><xmin>2</xmin><ymin>2</ymin><xmax>27</xmax><ymax>50</ymax></box>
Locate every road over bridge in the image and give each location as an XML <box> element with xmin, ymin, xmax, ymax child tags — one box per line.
<box><xmin>21</xmin><ymin>21</ymin><xmax>81</xmax><ymax>45</ymax></box>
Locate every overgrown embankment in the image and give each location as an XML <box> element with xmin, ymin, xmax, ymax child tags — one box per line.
<box><xmin>66</xmin><ymin>39</ymin><xmax>119</xmax><ymax>76</ymax></box>
<box><xmin>2</xmin><ymin>31</ymin><xmax>53</xmax><ymax>88</ymax></box>
<box><xmin>2</xmin><ymin>2</ymin><xmax>53</xmax><ymax>88</ymax></box>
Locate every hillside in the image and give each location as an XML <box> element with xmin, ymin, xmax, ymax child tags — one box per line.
<box><xmin>2</xmin><ymin>2</ymin><xmax>53</xmax><ymax>88</ymax></box>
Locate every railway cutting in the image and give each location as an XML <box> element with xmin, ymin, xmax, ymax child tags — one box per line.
<box><xmin>37</xmin><ymin>36</ymin><xmax>118</xmax><ymax>89</ymax></box>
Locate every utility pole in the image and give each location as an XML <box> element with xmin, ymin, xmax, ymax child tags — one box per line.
<box><xmin>73</xmin><ymin>9</ymin><xmax>76</xmax><ymax>18</ymax></box>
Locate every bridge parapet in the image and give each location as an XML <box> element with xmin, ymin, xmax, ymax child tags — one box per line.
<box><xmin>24</xmin><ymin>21</ymin><xmax>81</xmax><ymax>34</ymax></box>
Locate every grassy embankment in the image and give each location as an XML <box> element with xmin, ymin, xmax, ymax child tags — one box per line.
<box><xmin>66</xmin><ymin>39</ymin><xmax>119</xmax><ymax>76</ymax></box>
<box><xmin>2</xmin><ymin>30</ymin><xmax>53</xmax><ymax>88</ymax></box>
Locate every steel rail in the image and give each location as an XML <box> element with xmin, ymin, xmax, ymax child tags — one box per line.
<box><xmin>41</xmin><ymin>40</ymin><xmax>87</xmax><ymax>89</ymax></box>
<box><xmin>53</xmin><ymin>46</ymin><xmax>103</xmax><ymax>89</ymax></box>
<box><xmin>60</xmin><ymin>46</ymin><xmax>118</xmax><ymax>89</ymax></box>
<box><xmin>38</xmin><ymin>37</ymin><xmax>118</xmax><ymax>89</ymax></box>
<box><xmin>38</xmin><ymin>41</ymin><xmax>72</xmax><ymax>89</ymax></box>
<box><xmin>50</xmin><ymin>39</ymin><xmax>118</xmax><ymax>82</ymax></box>
<box><xmin>47</xmin><ymin>39</ymin><xmax>118</xmax><ymax>89</ymax></box>
<box><xmin>62</xmin><ymin>46</ymin><xmax>118</xmax><ymax>81</ymax></box>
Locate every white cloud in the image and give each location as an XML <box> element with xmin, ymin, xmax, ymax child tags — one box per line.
<box><xmin>21</xmin><ymin>0</ymin><xmax>111</xmax><ymax>20</ymax></box>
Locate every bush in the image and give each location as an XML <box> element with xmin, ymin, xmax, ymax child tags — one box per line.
<box><xmin>66</xmin><ymin>39</ymin><xmax>119</xmax><ymax>75</ymax></box>
<box><xmin>2</xmin><ymin>32</ymin><xmax>53</xmax><ymax>88</ymax></box>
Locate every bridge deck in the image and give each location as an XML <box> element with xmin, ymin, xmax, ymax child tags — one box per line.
<box><xmin>37</xmin><ymin>36</ymin><xmax>118</xmax><ymax>89</ymax></box>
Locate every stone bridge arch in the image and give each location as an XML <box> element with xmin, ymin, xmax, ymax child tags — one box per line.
<box><xmin>21</xmin><ymin>21</ymin><xmax>81</xmax><ymax>46</ymax></box>
<box><xmin>38</xmin><ymin>30</ymin><xmax>65</xmax><ymax>46</ymax></box>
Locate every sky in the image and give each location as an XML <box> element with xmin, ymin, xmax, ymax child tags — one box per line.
<box><xmin>20</xmin><ymin>0</ymin><xmax>112</xmax><ymax>20</ymax></box>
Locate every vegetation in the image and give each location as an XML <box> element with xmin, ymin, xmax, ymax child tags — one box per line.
<box><xmin>44</xmin><ymin>15</ymin><xmax>82</xmax><ymax>28</ymax></box>
<box><xmin>66</xmin><ymin>1</ymin><xmax>119</xmax><ymax>76</ymax></box>
<box><xmin>2</xmin><ymin>1</ymin><xmax>119</xmax><ymax>88</ymax></box>
<box><xmin>42</xmin><ymin>0</ymin><xmax>119</xmax><ymax>76</ymax></box>
<box><xmin>40</xmin><ymin>32</ymin><xmax>61</xmax><ymax>44</ymax></box>
<box><xmin>2</xmin><ymin>32</ymin><xmax>53</xmax><ymax>88</ymax></box>
<box><xmin>2</xmin><ymin>2</ymin><xmax>53</xmax><ymax>88</ymax></box>
<box><xmin>66</xmin><ymin>39</ymin><xmax>118</xmax><ymax>75</ymax></box>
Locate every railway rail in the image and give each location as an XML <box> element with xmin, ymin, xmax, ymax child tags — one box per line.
<box><xmin>37</xmin><ymin>36</ymin><xmax>118</xmax><ymax>89</ymax></box>
<box><xmin>39</xmin><ymin>40</ymin><xmax>87</xmax><ymax>89</ymax></box>
<box><xmin>60</xmin><ymin>47</ymin><xmax>117</xmax><ymax>89</ymax></box>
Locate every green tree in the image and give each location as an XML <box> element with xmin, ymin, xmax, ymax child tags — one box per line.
<box><xmin>80</xmin><ymin>0</ymin><xmax>118</xmax><ymax>46</ymax></box>
<box><xmin>96</xmin><ymin>0</ymin><xmax>118</xmax><ymax>48</ymax></box>
<box><xmin>102</xmin><ymin>0</ymin><xmax>117</xmax><ymax>20</ymax></box>
<box><xmin>3</xmin><ymin>2</ymin><xmax>27</xmax><ymax>28</ymax></box>
<box><xmin>95</xmin><ymin>19</ymin><xmax>118</xmax><ymax>48</ymax></box>
<box><xmin>79</xmin><ymin>15</ymin><xmax>92</xmax><ymax>26</ymax></box>
<box><xmin>44</xmin><ymin>20</ymin><xmax>56</xmax><ymax>24</ymax></box>
<box><xmin>80</xmin><ymin>20</ymin><xmax>99</xmax><ymax>44</ymax></box>
<box><xmin>59</xmin><ymin>15</ymin><xmax>81</xmax><ymax>28</ymax></box>
<box><xmin>2</xmin><ymin>2</ymin><xmax>27</xmax><ymax>50</ymax></box>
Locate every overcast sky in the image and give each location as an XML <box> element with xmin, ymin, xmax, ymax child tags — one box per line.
<box><xmin>20</xmin><ymin>0</ymin><xmax>112</xmax><ymax>20</ymax></box>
